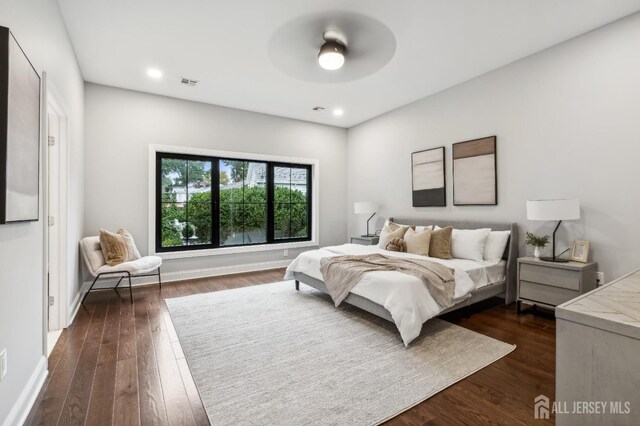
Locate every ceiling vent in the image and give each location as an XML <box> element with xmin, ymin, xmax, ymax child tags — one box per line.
<box><xmin>312</xmin><ymin>106</ymin><xmax>326</xmax><ymax>111</ymax></box>
<box><xmin>180</xmin><ymin>77</ymin><xmax>199</xmax><ymax>86</ymax></box>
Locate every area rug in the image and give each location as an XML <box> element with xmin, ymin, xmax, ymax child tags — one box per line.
<box><xmin>165</xmin><ymin>282</ymin><xmax>515</xmax><ymax>425</ymax></box>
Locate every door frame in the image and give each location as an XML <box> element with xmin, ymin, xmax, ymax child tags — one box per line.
<box><xmin>42</xmin><ymin>74</ymin><xmax>70</xmax><ymax>337</ymax></box>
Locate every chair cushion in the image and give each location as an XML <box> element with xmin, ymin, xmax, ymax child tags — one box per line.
<box><xmin>96</xmin><ymin>255</ymin><xmax>162</xmax><ymax>275</ymax></box>
<box><xmin>81</xmin><ymin>236</ymin><xmax>106</xmax><ymax>275</ymax></box>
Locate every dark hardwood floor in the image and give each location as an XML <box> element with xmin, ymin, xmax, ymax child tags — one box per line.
<box><xmin>27</xmin><ymin>269</ymin><xmax>555</xmax><ymax>425</ymax></box>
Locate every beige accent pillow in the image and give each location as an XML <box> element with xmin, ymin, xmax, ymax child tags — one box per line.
<box><xmin>99</xmin><ymin>228</ymin><xmax>141</xmax><ymax>266</ymax></box>
<box><xmin>117</xmin><ymin>228</ymin><xmax>141</xmax><ymax>260</ymax></box>
<box><xmin>429</xmin><ymin>226</ymin><xmax>453</xmax><ymax>259</ymax></box>
<box><xmin>378</xmin><ymin>222</ymin><xmax>410</xmax><ymax>249</ymax></box>
<box><xmin>415</xmin><ymin>225</ymin><xmax>433</xmax><ymax>233</ymax></box>
<box><xmin>404</xmin><ymin>227</ymin><xmax>432</xmax><ymax>256</ymax></box>
<box><xmin>385</xmin><ymin>238</ymin><xmax>406</xmax><ymax>252</ymax></box>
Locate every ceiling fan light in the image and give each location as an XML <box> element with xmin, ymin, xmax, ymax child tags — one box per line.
<box><xmin>318</xmin><ymin>41</ymin><xmax>345</xmax><ymax>70</ymax></box>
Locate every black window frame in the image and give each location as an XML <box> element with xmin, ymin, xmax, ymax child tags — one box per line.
<box><xmin>156</xmin><ymin>152</ymin><xmax>312</xmax><ymax>253</ymax></box>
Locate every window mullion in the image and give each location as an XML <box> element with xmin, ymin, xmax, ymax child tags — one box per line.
<box><xmin>267</xmin><ymin>163</ymin><xmax>275</xmax><ymax>243</ymax></box>
<box><xmin>288</xmin><ymin>167</ymin><xmax>292</xmax><ymax>239</ymax></box>
<box><xmin>307</xmin><ymin>165</ymin><xmax>312</xmax><ymax>240</ymax></box>
<box><xmin>212</xmin><ymin>158</ymin><xmax>220</xmax><ymax>248</ymax></box>
<box><xmin>155</xmin><ymin>154</ymin><xmax>163</xmax><ymax>252</ymax></box>
<box><xmin>185</xmin><ymin>160</ymin><xmax>189</xmax><ymax>247</ymax></box>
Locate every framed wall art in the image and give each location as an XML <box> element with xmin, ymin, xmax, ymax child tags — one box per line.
<box><xmin>452</xmin><ymin>136</ymin><xmax>497</xmax><ymax>206</ymax></box>
<box><xmin>411</xmin><ymin>147</ymin><xmax>445</xmax><ymax>207</ymax></box>
<box><xmin>0</xmin><ymin>26</ymin><xmax>41</xmax><ymax>224</ymax></box>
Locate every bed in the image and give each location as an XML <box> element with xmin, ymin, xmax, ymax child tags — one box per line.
<box><xmin>285</xmin><ymin>218</ymin><xmax>518</xmax><ymax>345</ymax></box>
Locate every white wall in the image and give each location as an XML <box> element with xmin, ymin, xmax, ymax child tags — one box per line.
<box><xmin>83</xmin><ymin>83</ymin><xmax>347</xmax><ymax>281</ymax></box>
<box><xmin>0</xmin><ymin>0</ymin><xmax>84</xmax><ymax>423</ymax></box>
<box><xmin>347</xmin><ymin>12</ymin><xmax>640</xmax><ymax>283</ymax></box>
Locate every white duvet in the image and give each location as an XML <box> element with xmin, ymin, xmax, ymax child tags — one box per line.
<box><xmin>285</xmin><ymin>244</ymin><xmax>497</xmax><ymax>346</ymax></box>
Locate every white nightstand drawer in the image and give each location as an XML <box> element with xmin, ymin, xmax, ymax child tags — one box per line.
<box><xmin>519</xmin><ymin>280</ymin><xmax>580</xmax><ymax>306</ymax></box>
<box><xmin>520</xmin><ymin>263</ymin><xmax>580</xmax><ymax>291</ymax></box>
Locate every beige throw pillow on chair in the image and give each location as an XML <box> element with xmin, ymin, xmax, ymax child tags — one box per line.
<box><xmin>404</xmin><ymin>227</ymin><xmax>432</xmax><ymax>256</ymax></box>
<box><xmin>99</xmin><ymin>228</ymin><xmax>141</xmax><ymax>266</ymax></box>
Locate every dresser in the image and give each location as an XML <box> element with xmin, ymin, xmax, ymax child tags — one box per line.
<box><xmin>350</xmin><ymin>236</ymin><xmax>379</xmax><ymax>246</ymax></box>
<box><xmin>517</xmin><ymin>257</ymin><xmax>597</xmax><ymax>313</ymax></box>
<box><xmin>556</xmin><ymin>268</ymin><xmax>640</xmax><ymax>425</ymax></box>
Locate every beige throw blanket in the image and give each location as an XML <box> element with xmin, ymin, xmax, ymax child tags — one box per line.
<box><xmin>319</xmin><ymin>254</ymin><xmax>456</xmax><ymax>308</ymax></box>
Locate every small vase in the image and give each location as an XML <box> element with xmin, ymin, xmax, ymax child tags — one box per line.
<box><xmin>534</xmin><ymin>247</ymin><xmax>542</xmax><ymax>259</ymax></box>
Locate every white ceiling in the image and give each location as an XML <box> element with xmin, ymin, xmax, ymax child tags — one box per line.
<box><xmin>57</xmin><ymin>0</ymin><xmax>640</xmax><ymax>128</ymax></box>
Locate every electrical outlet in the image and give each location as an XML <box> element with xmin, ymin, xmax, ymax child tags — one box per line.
<box><xmin>596</xmin><ymin>272</ymin><xmax>605</xmax><ymax>286</ymax></box>
<box><xmin>0</xmin><ymin>349</ymin><xmax>7</xmax><ymax>381</ymax></box>
<box><xmin>283</xmin><ymin>249</ymin><xmax>289</xmax><ymax>257</ymax></box>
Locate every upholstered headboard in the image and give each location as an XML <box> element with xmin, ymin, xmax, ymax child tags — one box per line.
<box><xmin>389</xmin><ymin>217</ymin><xmax>519</xmax><ymax>304</ymax></box>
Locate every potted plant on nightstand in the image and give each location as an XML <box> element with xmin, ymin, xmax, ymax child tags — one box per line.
<box><xmin>525</xmin><ymin>232</ymin><xmax>550</xmax><ymax>259</ymax></box>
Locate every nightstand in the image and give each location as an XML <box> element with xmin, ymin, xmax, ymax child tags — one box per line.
<box><xmin>517</xmin><ymin>257</ymin><xmax>597</xmax><ymax>314</ymax></box>
<box><xmin>351</xmin><ymin>236</ymin><xmax>379</xmax><ymax>246</ymax></box>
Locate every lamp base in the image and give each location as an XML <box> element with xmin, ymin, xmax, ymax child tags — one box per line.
<box><xmin>539</xmin><ymin>256</ymin><xmax>569</xmax><ymax>263</ymax></box>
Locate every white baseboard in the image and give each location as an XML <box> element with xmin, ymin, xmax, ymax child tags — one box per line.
<box><xmin>47</xmin><ymin>330</ymin><xmax>63</xmax><ymax>357</ymax></box>
<box><xmin>160</xmin><ymin>259</ymin><xmax>292</xmax><ymax>283</ymax></box>
<box><xmin>2</xmin><ymin>356</ymin><xmax>48</xmax><ymax>426</ymax></box>
<box><xmin>75</xmin><ymin>259</ymin><xmax>292</xmax><ymax>298</ymax></box>
<box><xmin>67</xmin><ymin>290</ymin><xmax>82</xmax><ymax>326</ymax></box>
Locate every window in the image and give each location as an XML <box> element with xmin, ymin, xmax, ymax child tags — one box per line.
<box><xmin>156</xmin><ymin>152</ymin><xmax>312</xmax><ymax>252</ymax></box>
<box><xmin>219</xmin><ymin>160</ymin><xmax>267</xmax><ymax>246</ymax></box>
<box><xmin>274</xmin><ymin>166</ymin><xmax>309</xmax><ymax>240</ymax></box>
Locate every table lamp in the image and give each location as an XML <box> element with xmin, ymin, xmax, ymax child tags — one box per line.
<box><xmin>526</xmin><ymin>199</ymin><xmax>580</xmax><ymax>262</ymax></box>
<box><xmin>354</xmin><ymin>202</ymin><xmax>378</xmax><ymax>237</ymax></box>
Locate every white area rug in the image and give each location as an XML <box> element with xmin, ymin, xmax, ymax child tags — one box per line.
<box><xmin>165</xmin><ymin>282</ymin><xmax>515</xmax><ymax>425</ymax></box>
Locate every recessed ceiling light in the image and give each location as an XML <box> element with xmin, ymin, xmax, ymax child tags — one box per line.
<box><xmin>333</xmin><ymin>108</ymin><xmax>344</xmax><ymax>116</ymax></box>
<box><xmin>147</xmin><ymin>68</ymin><xmax>163</xmax><ymax>79</ymax></box>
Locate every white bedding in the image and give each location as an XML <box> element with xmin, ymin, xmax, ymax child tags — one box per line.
<box><xmin>284</xmin><ymin>244</ymin><xmax>506</xmax><ymax>346</ymax></box>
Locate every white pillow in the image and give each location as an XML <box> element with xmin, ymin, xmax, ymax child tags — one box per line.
<box><xmin>483</xmin><ymin>230</ymin><xmax>511</xmax><ymax>263</ymax></box>
<box><xmin>451</xmin><ymin>228</ymin><xmax>491</xmax><ymax>261</ymax></box>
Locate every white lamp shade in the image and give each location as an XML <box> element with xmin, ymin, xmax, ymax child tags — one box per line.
<box><xmin>527</xmin><ymin>199</ymin><xmax>580</xmax><ymax>221</ymax></box>
<box><xmin>354</xmin><ymin>202</ymin><xmax>377</xmax><ymax>215</ymax></box>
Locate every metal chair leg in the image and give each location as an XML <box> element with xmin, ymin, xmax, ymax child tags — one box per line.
<box><xmin>295</xmin><ymin>280</ymin><xmax>300</xmax><ymax>291</ymax></box>
<box><xmin>157</xmin><ymin>267</ymin><xmax>162</xmax><ymax>290</ymax></box>
<box><xmin>81</xmin><ymin>275</ymin><xmax>101</xmax><ymax>305</ymax></box>
<box><xmin>127</xmin><ymin>272</ymin><xmax>133</xmax><ymax>304</ymax></box>
<box><xmin>114</xmin><ymin>276</ymin><xmax>124</xmax><ymax>289</ymax></box>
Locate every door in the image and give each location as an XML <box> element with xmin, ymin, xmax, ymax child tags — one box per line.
<box><xmin>47</xmin><ymin>106</ymin><xmax>61</xmax><ymax>331</ymax></box>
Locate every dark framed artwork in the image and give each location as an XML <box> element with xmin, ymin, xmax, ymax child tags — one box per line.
<box><xmin>0</xmin><ymin>26</ymin><xmax>41</xmax><ymax>224</ymax></box>
<box><xmin>411</xmin><ymin>147</ymin><xmax>445</xmax><ymax>207</ymax></box>
<box><xmin>452</xmin><ymin>136</ymin><xmax>497</xmax><ymax>206</ymax></box>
